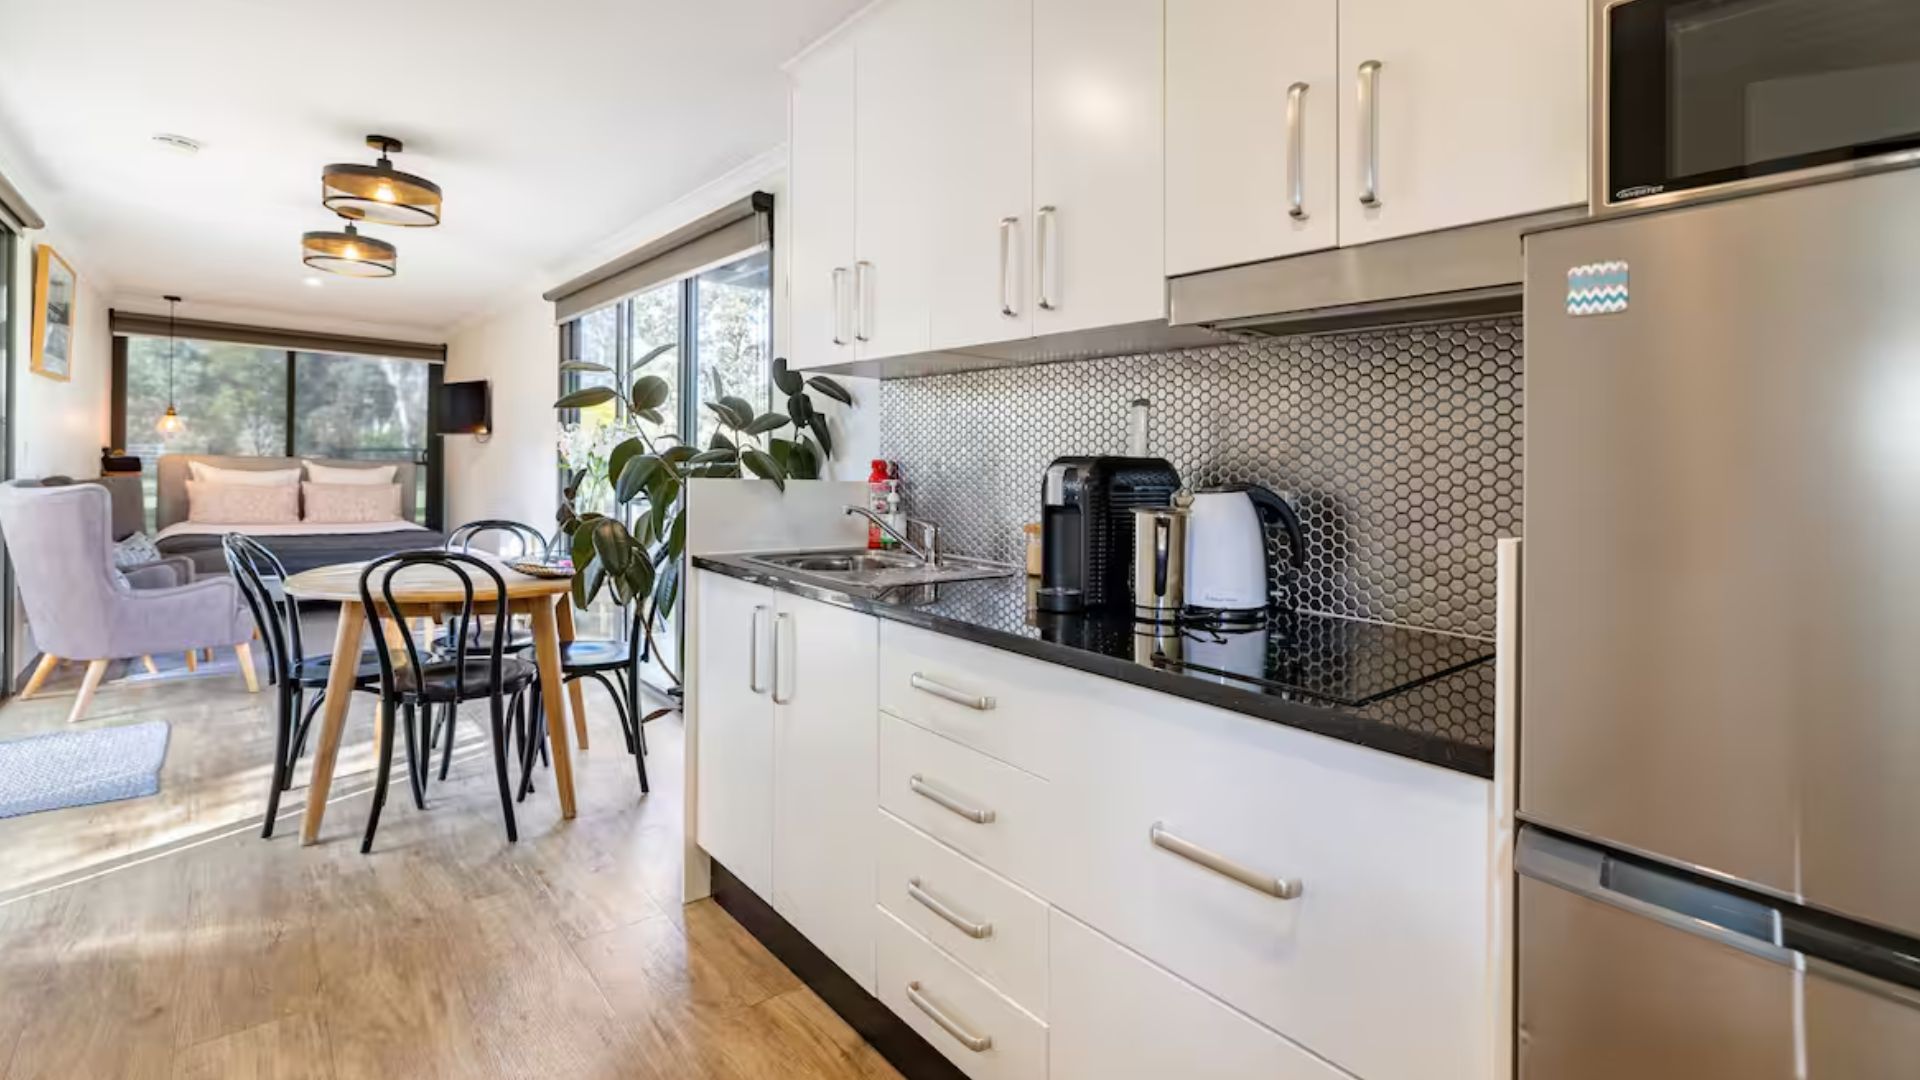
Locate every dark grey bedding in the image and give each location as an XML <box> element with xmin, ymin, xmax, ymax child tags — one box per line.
<box><xmin>158</xmin><ymin>528</ymin><xmax>448</xmax><ymax>578</ymax></box>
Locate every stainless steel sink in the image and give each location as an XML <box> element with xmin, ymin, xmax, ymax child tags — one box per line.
<box><xmin>743</xmin><ymin>548</ymin><xmax>1018</xmax><ymax>594</ymax></box>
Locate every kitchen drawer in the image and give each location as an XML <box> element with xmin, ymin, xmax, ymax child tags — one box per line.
<box><xmin>1045</xmin><ymin>695</ymin><xmax>1493</xmax><ymax>1080</ymax></box>
<box><xmin>880</xmin><ymin>621</ymin><xmax>1094</xmax><ymax>778</ymax></box>
<box><xmin>877</xmin><ymin>906</ymin><xmax>1047</xmax><ymax>1080</ymax></box>
<box><xmin>1049</xmin><ymin>909</ymin><xmax>1350</xmax><ymax>1080</ymax></box>
<box><xmin>880</xmin><ymin>712</ymin><xmax>1055</xmax><ymax>892</ymax></box>
<box><xmin>876</xmin><ymin>808</ymin><xmax>1050</xmax><ymax>1018</ymax></box>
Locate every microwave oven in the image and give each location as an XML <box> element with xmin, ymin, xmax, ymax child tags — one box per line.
<box><xmin>1595</xmin><ymin>0</ymin><xmax>1920</xmax><ymax>214</ymax></box>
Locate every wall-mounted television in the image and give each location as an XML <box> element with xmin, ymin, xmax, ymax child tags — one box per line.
<box><xmin>437</xmin><ymin>380</ymin><xmax>491</xmax><ymax>435</ymax></box>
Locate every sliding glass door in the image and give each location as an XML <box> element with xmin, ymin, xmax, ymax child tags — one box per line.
<box><xmin>0</xmin><ymin>222</ymin><xmax>13</xmax><ymax>691</ymax></box>
<box><xmin>292</xmin><ymin>351</ymin><xmax>431</xmax><ymax>521</ymax></box>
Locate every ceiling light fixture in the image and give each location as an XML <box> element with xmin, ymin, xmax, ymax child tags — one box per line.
<box><xmin>302</xmin><ymin>219</ymin><xmax>397</xmax><ymax>278</ymax></box>
<box><xmin>321</xmin><ymin>135</ymin><xmax>442</xmax><ymax>227</ymax></box>
<box><xmin>156</xmin><ymin>295</ymin><xmax>187</xmax><ymax>437</ymax></box>
<box><xmin>303</xmin><ymin>276</ymin><xmax>324</xmax><ymax>287</ymax></box>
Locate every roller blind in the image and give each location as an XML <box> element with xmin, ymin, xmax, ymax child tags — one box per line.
<box><xmin>545</xmin><ymin>191</ymin><xmax>772</xmax><ymax>323</ymax></box>
<box><xmin>0</xmin><ymin>165</ymin><xmax>44</xmax><ymax>231</ymax></box>
<box><xmin>108</xmin><ymin>311</ymin><xmax>446</xmax><ymax>363</ymax></box>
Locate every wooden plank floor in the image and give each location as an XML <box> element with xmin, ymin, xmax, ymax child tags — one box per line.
<box><xmin>0</xmin><ymin>652</ymin><xmax>902</xmax><ymax>1080</ymax></box>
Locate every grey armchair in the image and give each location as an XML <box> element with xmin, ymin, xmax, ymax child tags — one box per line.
<box><xmin>0</xmin><ymin>480</ymin><xmax>258</xmax><ymax>722</ymax></box>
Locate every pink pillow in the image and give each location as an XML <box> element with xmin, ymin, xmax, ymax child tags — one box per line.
<box><xmin>303</xmin><ymin>481</ymin><xmax>402</xmax><ymax>524</ymax></box>
<box><xmin>186</xmin><ymin>480</ymin><xmax>300</xmax><ymax>524</ymax></box>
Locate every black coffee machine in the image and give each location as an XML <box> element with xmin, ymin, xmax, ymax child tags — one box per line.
<box><xmin>1037</xmin><ymin>456</ymin><xmax>1182</xmax><ymax>613</ymax></box>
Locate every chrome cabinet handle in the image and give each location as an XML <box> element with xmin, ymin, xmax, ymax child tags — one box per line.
<box><xmin>1036</xmin><ymin>205</ymin><xmax>1058</xmax><ymax>311</ymax></box>
<box><xmin>909</xmin><ymin>672</ymin><xmax>995</xmax><ymax>711</ymax></box>
<box><xmin>998</xmin><ymin>217</ymin><xmax>1019</xmax><ymax>318</ymax></box>
<box><xmin>1151</xmin><ymin>822</ymin><xmax>1301</xmax><ymax>899</ymax></box>
<box><xmin>830</xmin><ymin>268</ymin><xmax>849</xmax><ymax>345</ymax></box>
<box><xmin>771</xmin><ymin>611</ymin><xmax>793</xmax><ymax>704</ymax></box>
<box><xmin>748</xmin><ymin>605</ymin><xmax>768</xmax><ymax>694</ymax></box>
<box><xmin>910</xmin><ymin>774</ymin><xmax>996</xmax><ymax>824</ymax></box>
<box><xmin>908</xmin><ymin>877</ymin><xmax>994</xmax><ymax>939</ymax></box>
<box><xmin>853</xmin><ymin>261</ymin><xmax>872</xmax><ymax>342</ymax></box>
<box><xmin>1286</xmin><ymin>82</ymin><xmax>1309</xmax><ymax>220</ymax></box>
<box><xmin>906</xmin><ymin>982</ymin><xmax>992</xmax><ymax>1052</ymax></box>
<box><xmin>1357</xmin><ymin>61</ymin><xmax>1382</xmax><ymax>207</ymax></box>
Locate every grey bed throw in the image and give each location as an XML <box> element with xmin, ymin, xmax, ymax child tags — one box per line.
<box><xmin>158</xmin><ymin>529</ymin><xmax>447</xmax><ymax>577</ymax></box>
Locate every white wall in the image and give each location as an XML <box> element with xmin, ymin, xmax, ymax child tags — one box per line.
<box><xmin>10</xmin><ymin>230</ymin><xmax>111</xmax><ymax>479</ymax></box>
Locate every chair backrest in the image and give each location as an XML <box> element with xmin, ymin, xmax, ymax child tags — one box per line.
<box><xmin>0</xmin><ymin>481</ymin><xmax>126</xmax><ymax>658</ymax></box>
<box><xmin>446</xmin><ymin>520</ymin><xmax>549</xmax><ymax>561</ymax></box>
<box><xmin>358</xmin><ymin>551</ymin><xmax>512</xmax><ymax>702</ymax></box>
<box><xmin>224</xmin><ymin>533</ymin><xmax>301</xmax><ymax>680</ymax></box>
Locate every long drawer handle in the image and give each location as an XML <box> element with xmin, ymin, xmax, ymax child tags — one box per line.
<box><xmin>1356</xmin><ymin>60</ymin><xmax>1382</xmax><ymax>207</ymax></box>
<box><xmin>910</xmin><ymin>774</ymin><xmax>997</xmax><ymax>824</ymax></box>
<box><xmin>748</xmin><ymin>605</ymin><xmax>768</xmax><ymax>694</ymax></box>
<box><xmin>1286</xmin><ymin>81</ymin><xmax>1309</xmax><ymax>220</ymax></box>
<box><xmin>908</xmin><ymin>877</ymin><xmax>994</xmax><ymax>939</ymax></box>
<box><xmin>909</xmin><ymin>672</ymin><xmax>996</xmax><ymax>711</ymax></box>
<box><xmin>906</xmin><ymin>981</ymin><xmax>993</xmax><ymax>1053</ymax></box>
<box><xmin>998</xmin><ymin>217</ymin><xmax>1019</xmax><ymax>318</ymax></box>
<box><xmin>1150</xmin><ymin>822</ymin><xmax>1302</xmax><ymax>899</ymax></box>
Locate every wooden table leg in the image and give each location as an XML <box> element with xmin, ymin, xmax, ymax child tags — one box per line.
<box><xmin>301</xmin><ymin>603</ymin><xmax>367</xmax><ymax>844</ymax></box>
<box><xmin>554</xmin><ymin>595</ymin><xmax>589</xmax><ymax>750</ymax></box>
<box><xmin>531</xmin><ymin>598</ymin><xmax>578</xmax><ymax>820</ymax></box>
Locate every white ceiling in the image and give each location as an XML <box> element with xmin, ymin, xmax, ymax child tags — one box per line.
<box><xmin>0</xmin><ymin>0</ymin><xmax>865</xmax><ymax>336</ymax></box>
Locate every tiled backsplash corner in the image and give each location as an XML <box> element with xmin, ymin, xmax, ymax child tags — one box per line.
<box><xmin>880</xmin><ymin>317</ymin><xmax>1522</xmax><ymax>640</ymax></box>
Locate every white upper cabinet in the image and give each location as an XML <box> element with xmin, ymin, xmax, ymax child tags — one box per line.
<box><xmin>1337</xmin><ymin>0</ymin><xmax>1587</xmax><ymax>245</ymax></box>
<box><xmin>1166</xmin><ymin>0</ymin><xmax>1339</xmax><ymax>275</ymax></box>
<box><xmin>1032</xmin><ymin>0</ymin><xmax>1167</xmax><ymax>334</ymax></box>
<box><xmin>853</xmin><ymin>0</ymin><xmax>936</xmax><ymax>361</ymax></box>
<box><xmin>787</xmin><ymin>35</ymin><xmax>857</xmax><ymax>373</ymax></box>
<box><xmin>926</xmin><ymin>0</ymin><xmax>1035</xmax><ymax>351</ymax></box>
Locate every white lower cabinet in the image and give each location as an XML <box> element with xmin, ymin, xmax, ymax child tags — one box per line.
<box><xmin>878</xmin><ymin>712</ymin><xmax>1055</xmax><ymax>893</ymax></box>
<box><xmin>877</xmin><ymin>907</ymin><xmax>1049</xmax><ymax>1080</ymax></box>
<box><xmin>1049</xmin><ymin>910</ymin><xmax>1350</xmax><ymax>1080</ymax></box>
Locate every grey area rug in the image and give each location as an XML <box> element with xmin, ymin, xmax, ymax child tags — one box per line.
<box><xmin>0</xmin><ymin>721</ymin><xmax>170</xmax><ymax>819</ymax></box>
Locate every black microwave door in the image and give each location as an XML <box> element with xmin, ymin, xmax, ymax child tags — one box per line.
<box><xmin>1606</xmin><ymin>0</ymin><xmax>1920</xmax><ymax>206</ymax></box>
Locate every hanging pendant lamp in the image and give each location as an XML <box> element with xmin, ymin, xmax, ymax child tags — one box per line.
<box><xmin>156</xmin><ymin>295</ymin><xmax>187</xmax><ymax>437</ymax></box>
<box><xmin>321</xmin><ymin>135</ymin><xmax>442</xmax><ymax>227</ymax></box>
<box><xmin>302</xmin><ymin>219</ymin><xmax>397</xmax><ymax>278</ymax></box>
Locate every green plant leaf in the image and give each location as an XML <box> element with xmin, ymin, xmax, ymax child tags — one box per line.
<box><xmin>771</xmin><ymin>356</ymin><xmax>804</xmax><ymax>396</ymax></box>
<box><xmin>606</xmin><ymin>437</ymin><xmax>644</xmax><ymax>486</ymax></box>
<box><xmin>808</xmin><ymin>412</ymin><xmax>834</xmax><ymax>459</ymax></box>
<box><xmin>630</xmin><ymin>374</ymin><xmax>671</xmax><ymax>411</ymax></box>
<box><xmin>651</xmin><ymin>555</ymin><xmax>681</xmax><ymax>626</ymax></box>
<box><xmin>667</xmin><ymin>508</ymin><xmax>686</xmax><ymax>555</ymax></box>
<box><xmin>633</xmin><ymin>342</ymin><xmax>676</xmax><ymax>371</ymax></box>
<box><xmin>584</xmin><ymin>559</ymin><xmax>610</xmax><ymax>608</ymax></box>
<box><xmin>559</xmin><ymin>360</ymin><xmax>613</xmax><ymax>374</ymax></box>
<box><xmin>786</xmin><ymin>393</ymin><xmax>814</xmax><ymax>428</ymax></box>
<box><xmin>805</xmin><ymin>375</ymin><xmax>853</xmax><ymax>406</ymax></box>
<box><xmin>703</xmin><ymin>400</ymin><xmax>746</xmax><ymax>430</ymax></box>
<box><xmin>721</xmin><ymin>395</ymin><xmax>757</xmax><ymax>430</ymax></box>
<box><xmin>744</xmin><ymin>412</ymin><xmax>791</xmax><ymax>436</ymax></box>
<box><xmin>650</xmin><ymin>484</ymin><xmax>674</xmax><ymax>537</ymax></box>
<box><xmin>638</xmin><ymin>408</ymin><xmax>665</xmax><ymax>426</ymax></box>
<box><xmin>623</xmin><ymin>554</ymin><xmax>656</xmax><ymax>604</ymax></box>
<box><xmin>689</xmin><ymin>448</ymin><xmax>736</xmax><ymax>464</ymax></box>
<box><xmin>708</xmin><ymin>430</ymin><xmax>735</xmax><ymax>452</ymax></box>
<box><xmin>570</xmin><ymin>523</ymin><xmax>596</xmax><ymax>568</ymax></box>
<box><xmin>589</xmin><ymin>517</ymin><xmax>632</xmax><ymax>575</ymax></box>
<box><xmin>790</xmin><ymin>441</ymin><xmax>820</xmax><ymax>480</ymax></box>
<box><xmin>741</xmin><ymin>448</ymin><xmax>786</xmax><ymax>491</ymax></box>
<box><xmin>660</xmin><ymin>445</ymin><xmax>696</xmax><ymax>470</ymax></box>
<box><xmin>768</xmin><ymin>437</ymin><xmax>794</xmax><ymax>469</ymax></box>
<box><xmin>615</xmin><ymin>454</ymin><xmax>662</xmax><ymax>503</ymax></box>
<box><xmin>692</xmin><ymin>461</ymin><xmax>741</xmax><ymax>479</ymax></box>
<box><xmin>555</xmin><ymin>386</ymin><xmax>617</xmax><ymax>410</ymax></box>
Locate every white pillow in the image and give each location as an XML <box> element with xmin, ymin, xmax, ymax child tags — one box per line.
<box><xmin>303</xmin><ymin>481</ymin><xmax>402</xmax><ymax>524</ymax></box>
<box><xmin>304</xmin><ymin>460</ymin><xmax>398</xmax><ymax>485</ymax></box>
<box><xmin>188</xmin><ymin>460</ymin><xmax>301</xmax><ymax>486</ymax></box>
<box><xmin>187</xmin><ymin>480</ymin><xmax>301</xmax><ymax>524</ymax></box>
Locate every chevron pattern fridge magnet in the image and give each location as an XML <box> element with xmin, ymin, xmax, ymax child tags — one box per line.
<box><xmin>1567</xmin><ymin>261</ymin><xmax>1629</xmax><ymax>316</ymax></box>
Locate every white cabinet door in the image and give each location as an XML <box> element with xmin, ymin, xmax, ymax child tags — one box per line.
<box><xmin>926</xmin><ymin>0</ymin><xmax>1034</xmax><ymax>351</ymax></box>
<box><xmin>1338</xmin><ymin>0</ymin><xmax>1586</xmax><ymax>245</ymax></box>
<box><xmin>1031</xmin><ymin>0</ymin><xmax>1166</xmax><ymax>335</ymax></box>
<box><xmin>1166</xmin><ymin>0</ymin><xmax>1339</xmax><ymax>275</ymax></box>
<box><xmin>853</xmin><ymin>0</ymin><xmax>935</xmax><ymax>361</ymax></box>
<box><xmin>787</xmin><ymin>35</ymin><xmax>858</xmax><ymax>372</ymax></box>
<box><xmin>693</xmin><ymin>571</ymin><xmax>776</xmax><ymax>897</ymax></box>
<box><xmin>1049</xmin><ymin>910</ymin><xmax>1349</xmax><ymax>1080</ymax></box>
<box><xmin>771</xmin><ymin>592</ymin><xmax>880</xmax><ymax>991</ymax></box>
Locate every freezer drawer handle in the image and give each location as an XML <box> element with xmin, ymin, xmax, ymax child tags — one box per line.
<box><xmin>1357</xmin><ymin>61</ymin><xmax>1383</xmax><ymax>207</ymax></box>
<box><xmin>1286</xmin><ymin>82</ymin><xmax>1310</xmax><ymax>220</ymax></box>
<box><xmin>909</xmin><ymin>672</ymin><xmax>996</xmax><ymax>711</ymax></box>
<box><xmin>910</xmin><ymin>774</ymin><xmax>997</xmax><ymax>824</ymax></box>
<box><xmin>906</xmin><ymin>982</ymin><xmax>993</xmax><ymax>1052</ymax></box>
<box><xmin>1151</xmin><ymin>822</ymin><xmax>1302</xmax><ymax>899</ymax></box>
<box><xmin>908</xmin><ymin>877</ymin><xmax>994</xmax><ymax>939</ymax></box>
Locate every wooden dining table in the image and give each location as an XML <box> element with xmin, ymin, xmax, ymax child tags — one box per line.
<box><xmin>283</xmin><ymin>558</ymin><xmax>586</xmax><ymax>845</ymax></box>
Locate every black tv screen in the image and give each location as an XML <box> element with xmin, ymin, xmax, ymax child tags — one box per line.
<box><xmin>438</xmin><ymin>380</ymin><xmax>490</xmax><ymax>434</ymax></box>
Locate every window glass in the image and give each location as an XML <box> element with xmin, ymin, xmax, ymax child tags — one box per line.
<box><xmin>292</xmin><ymin>351</ymin><xmax>431</xmax><ymax>521</ymax></box>
<box><xmin>693</xmin><ymin>250</ymin><xmax>772</xmax><ymax>449</ymax></box>
<box><xmin>629</xmin><ymin>283</ymin><xmax>681</xmax><ymax>445</ymax></box>
<box><xmin>125</xmin><ymin>337</ymin><xmax>290</xmax><ymax>528</ymax></box>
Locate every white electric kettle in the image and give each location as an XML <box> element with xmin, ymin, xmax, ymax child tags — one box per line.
<box><xmin>1183</xmin><ymin>484</ymin><xmax>1305</xmax><ymax>620</ymax></box>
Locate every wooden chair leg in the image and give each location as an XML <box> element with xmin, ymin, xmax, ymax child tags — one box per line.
<box><xmin>235</xmin><ymin>643</ymin><xmax>260</xmax><ymax>693</ymax></box>
<box><xmin>184</xmin><ymin>650</ymin><xmax>198</xmax><ymax>673</ymax></box>
<box><xmin>140</xmin><ymin>655</ymin><xmax>159</xmax><ymax>676</ymax></box>
<box><xmin>67</xmin><ymin>660</ymin><xmax>110</xmax><ymax>723</ymax></box>
<box><xmin>20</xmin><ymin>654</ymin><xmax>58</xmax><ymax>699</ymax></box>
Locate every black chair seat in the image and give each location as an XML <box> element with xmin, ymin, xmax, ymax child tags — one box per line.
<box><xmin>290</xmin><ymin>651</ymin><xmax>384</xmax><ymax>688</ymax></box>
<box><xmin>405</xmin><ymin>655</ymin><xmax>538</xmax><ymax>702</ymax></box>
<box><xmin>433</xmin><ymin>625</ymin><xmax>535</xmax><ymax>655</ymax></box>
<box><xmin>560</xmin><ymin>638</ymin><xmax>631</xmax><ymax>671</ymax></box>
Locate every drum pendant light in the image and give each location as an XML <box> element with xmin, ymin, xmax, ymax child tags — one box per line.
<box><xmin>302</xmin><ymin>219</ymin><xmax>397</xmax><ymax>278</ymax></box>
<box><xmin>321</xmin><ymin>135</ymin><xmax>442</xmax><ymax>227</ymax></box>
<box><xmin>155</xmin><ymin>295</ymin><xmax>187</xmax><ymax>437</ymax></box>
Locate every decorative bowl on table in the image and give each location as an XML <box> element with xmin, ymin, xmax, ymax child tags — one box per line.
<box><xmin>507</xmin><ymin>557</ymin><xmax>574</xmax><ymax>579</ymax></box>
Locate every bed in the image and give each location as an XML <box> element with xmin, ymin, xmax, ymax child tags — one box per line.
<box><xmin>153</xmin><ymin>453</ymin><xmax>447</xmax><ymax>576</ymax></box>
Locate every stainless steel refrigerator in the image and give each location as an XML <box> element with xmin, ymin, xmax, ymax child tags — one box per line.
<box><xmin>1518</xmin><ymin>166</ymin><xmax>1920</xmax><ymax>1077</ymax></box>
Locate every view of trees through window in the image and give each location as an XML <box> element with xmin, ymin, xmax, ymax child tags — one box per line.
<box><xmin>123</xmin><ymin>336</ymin><xmax>431</xmax><ymax>528</ymax></box>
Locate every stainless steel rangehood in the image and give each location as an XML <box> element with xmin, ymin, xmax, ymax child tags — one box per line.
<box><xmin>1168</xmin><ymin>208</ymin><xmax>1581</xmax><ymax>336</ymax></box>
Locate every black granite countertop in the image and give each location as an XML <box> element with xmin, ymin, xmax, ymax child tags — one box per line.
<box><xmin>694</xmin><ymin>554</ymin><xmax>1496</xmax><ymax>778</ymax></box>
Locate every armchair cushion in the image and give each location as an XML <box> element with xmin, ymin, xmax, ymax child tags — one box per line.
<box><xmin>112</xmin><ymin>532</ymin><xmax>162</xmax><ymax>569</ymax></box>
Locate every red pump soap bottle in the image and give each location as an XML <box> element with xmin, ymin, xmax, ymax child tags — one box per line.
<box><xmin>866</xmin><ymin>459</ymin><xmax>895</xmax><ymax>549</ymax></box>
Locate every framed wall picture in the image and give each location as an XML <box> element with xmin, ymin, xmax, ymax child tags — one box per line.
<box><xmin>31</xmin><ymin>244</ymin><xmax>76</xmax><ymax>382</ymax></box>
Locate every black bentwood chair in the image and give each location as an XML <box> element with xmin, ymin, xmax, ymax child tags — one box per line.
<box><xmin>224</xmin><ymin>533</ymin><xmax>382</xmax><ymax>838</ymax></box>
<box><xmin>358</xmin><ymin>552</ymin><xmax>538</xmax><ymax>852</ymax></box>
<box><xmin>516</xmin><ymin>601</ymin><xmax>659</xmax><ymax>803</ymax></box>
